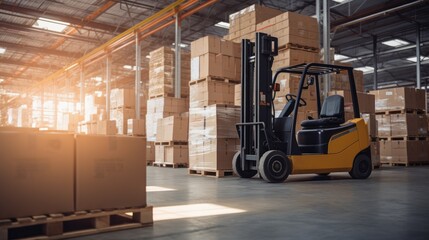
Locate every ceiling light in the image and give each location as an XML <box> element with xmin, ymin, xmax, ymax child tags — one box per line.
<box><xmin>333</xmin><ymin>0</ymin><xmax>348</xmax><ymax>2</ymax></box>
<box><xmin>172</xmin><ymin>43</ymin><xmax>188</xmax><ymax>48</ymax></box>
<box><xmin>0</xmin><ymin>47</ymin><xmax>6</xmax><ymax>54</ymax></box>
<box><xmin>406</xmin><ymin>56</ymin><xmax>428</xmax><ymax>62</ymax></box>
<box><xmin>214</xmin><ymin>21</ymin><xmax>230</xmax><ymax>29</ymax></box>
<box><xmin>91</xmin><ymin>76</ymin><xmax>102</xmax><ymax>82</ymax></box>
<box><xmin>334</xmin><ymin>54</ymin><xmax>349</xmax><ymax>61</ymax></box>
<box><xmin>381</xmin><ymin>39</ymin><xmax>409</xmax><ymax>48</ymax></box>
<box><xmin>355</xmin><ymin>66</ymin><xmax>374</xmax><ymax>74</ymax></box>
<box><xmin>0</xmin><ymin>79</ymin><xmax>4</xmax><ymax>83</ymax></box>
<box><xmin>33</xmin><ymin>17</ymin><xmax>69</xmax><ymax>32</ymax></box>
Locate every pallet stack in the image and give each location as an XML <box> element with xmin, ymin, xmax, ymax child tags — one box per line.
<box><xmin>188</xmin><ymin>36</ymin><xmax>241</xmax><ymax>177</ymax></box>
<box><xmin>154</xmin><ymin>113</ymin><xmax>189</xmax><ymax>167</ymax></box>
<box><xmin>370</xmin><ymin>87</ymin><xmax>428</xmax><ymax>166</ymax></box>
<box><xmin>146</xmin><ymin>47</ymin><xmax>190</xmax><ymax>165</ymax></box>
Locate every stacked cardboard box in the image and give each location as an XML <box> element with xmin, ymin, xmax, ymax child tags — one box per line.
<box><xmin>225</xmin><ymin>4</ymin><xmax>283</xmax><ymax>43</ymax></box>
<box><xmin>155</xmin><ymin>114</ymin><xmax>189</xmax><ymax>165</ymax></box>
<box><xmin>109</xmin><ymin>88</ymin><xmax>147</xmax><ymax>135</ymax></box>
<box><xmin>146</xmin><ymin>96</ymin><xmax>188</xmax><ymax>141</ymax></box>
<box><xmin>188</xmin><ymin>105</ymin><xmax>240</xmax><ymax>171</ymax></box>
<box><xmin>148</xmin><ymin>47</ymin><xmax>190</xmax><ymax>98</ymax></box>
<box><xmin>370</xmin><ymin>87</ymin><xmax>428</xmax><ymax>165</ymax></box>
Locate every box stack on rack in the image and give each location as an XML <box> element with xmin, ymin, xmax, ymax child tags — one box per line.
<box><xmin>370</xmin><ymin>87</ymin><xmax>428</xmax><ymax>166</ymax></box>
<box><xmin>224</xmin><ymin>4</ymin><xmax>283</xmax><ymax>43</ymax></box>
<box><xmin>153</xmin><ymin>114</ymin><xmax>189</xmax><ymax>167</ymax></box>
<box><xmin>148</xmin><ymin>47</ymin><xmax>190</xmax><ymax>98</ymax></box>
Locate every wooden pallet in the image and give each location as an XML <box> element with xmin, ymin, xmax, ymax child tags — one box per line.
<box><xmin>188</xmin><ymin>169</ymin><xmax>235</xmax><ymax>178</ymax></box>
<box><xmin>0</xmin><ymin>206</ymin><xmax>153</xmax><ymax>240</ymax></box>
<box><xmin>152</xmin><ymin>162</ymin><xmax>188</xmax><ymax>168</ymax></box>
<box><xmin>189</xmin><ymin>76</ymin><xmax>240</xmax><ymax>85</ymax></box>
<box><xmin>148</xmin><ymin>93</ymin><xmax>188</xmax><ymax>99</ymax></box>
<box><xmin>378</xmin><ymin>136</ymin><xmax>427</xmax><ymax>141</ymax></box>
<box><xmin>147</xmin><ymin>160</ymin><xmax>154</xmax><ymax>166</ymax></box>
<box><xmin>278</xmin><ymin>43</ymin><xmax>319</xmax><ymax>53</ymax></box>
<box><xmin>375</xmin><ymin>109</ymin><xmax>426</xmax><ymax>115</ymax></box>
<box><xmin>155</xmin><ymin>141</ymin><xmax>188</xmax><ymax>146</ymax></box>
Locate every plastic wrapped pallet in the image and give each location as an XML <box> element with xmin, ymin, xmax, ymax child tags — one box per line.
<box><xmin>110</xmin><ymin>88</ymin><xmax>135</xmax><ymax>109</ymax></box>
<box><xmin>110</xmin><ymin>108</ymin><xmax>135</xmax><ymax>135</ymax></box>
<box><xmin>127</xmin><ymin>119</ymin><xmax>146</xmax><ymax>136</ymax></box>
<box><xmin>156</xmin><ymin>114</ymin><xmax>188</xmax><ymax>142</ymax></box>
<box><xmin>189</xmin><ymin>138</ymin><xmax>239</xmax><ymax>170</ymax></box>
<box><xmin>376</xmin><ymin>115</ymin><xmax>391</xmax><ymax>138</ymax></box>
<box><xmin>149</xmin><ymin>47</ymin><xmax>190</xmax><ymax>98</ymax></box>
<box><xmin>189</xmin><ymin>79</ymin><xmax>236</xmax><ymax>108</ymax></box>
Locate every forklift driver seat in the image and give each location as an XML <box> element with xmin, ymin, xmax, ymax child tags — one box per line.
<box><xmin>301</xmin><ymin>95</ymin><xmax>345</xmax><ymax>129</ymax></box>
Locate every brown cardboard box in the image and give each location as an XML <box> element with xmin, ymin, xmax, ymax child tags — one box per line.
<box><xmin>97</xmin><ymin>120</ymin><xmax>117</xmax><ymax>135</ymax></box>
<box><xmin>357</xmin><ymin>92</ymin><xmax>375</xmax><ymax>114</ymax></box>
<box><xmin>370</xmin><ymin>141</ymin><xmax>380</xmax><ymax>168</ymax></box>
<box><xmin>165</xmin><ymin>145</ymin><xmax>189</xmax><ymax>164</ymax></box>
<box><xmin>75</xmin><ymin>135</ymin><xmax>146</xmax><ymax>211</ymax></box>
<box><xmin>379</xmin><ymin>140</ymin><xmax>392</xmax><ymax>164</ymax></box>
<box><xmin>235</xmin><ymin>84</ymin><xmax>241</xmax><ymax>106</ymax></box>
<box><xmin>110</xmin><ymin>108</ymin><xmax>136</xmax><ymax>135</ymax></box>
<box><xmin>156</xmin><ymin>115</ymin><xmax>189</xmax><ymax>142</ymax></box>
<box><xmin>390</xmin><ymin>113</ymin><xmax>419</xmax><ymax>137</ymax></box>
<box><xmin>189</xmin><ymin>79</ymin><xmax>236</xmax><ymax>108</ymax></box>
<box><xmin>362</xmin><ymin>114</ymin><xmax>377</xmax><ymax>138</ymax></box>
<box><xmin>390</xmin><ymin>140</ymin><xmax>420</xmax><ymax>164</ymax></box>
<box><xmin>376</xmin><ymin>115</ymin><xmax>391</xmax><ymax>138</ymax></box>
<box><xmin>191</xmin><ymin>35</ymin><xmax>240</xmax><ymax>58</ymax></box>
<box><xmin>110</xmin><ymin>88</ymin><xmax>135</xmax><ymax>109</ymax></box>
<box><xmin>415</xmin><ymin>88</ymin><xmax>426</xmax><ymax>110</ymax></box>
<box><xmin>127</xmin><ymin>118</ymin><xmax>146</xmax><ymax>136</ymax></box>
<box><xmin>191</xmin><ymin>53</ymin><xmax>240</xmax><ymax>81</ymax></box>
<box><xmin>0</xmin><ymin>132</ymin><xmax>74</xmax><ymax>219</ymax></box>
<box><xmin>147</xmin><ymin>141</ymin><xmax>155</xmax><ymax>162</ymax></box>
<box><xmin>189</xmin><ymin>138</ymin><xmax>239</xmax><ymax>170</ymax></box>
<box><xmin>370</xmin><ymin>87</ymin><xmax>415</xmax><ymax>111</ymax></box>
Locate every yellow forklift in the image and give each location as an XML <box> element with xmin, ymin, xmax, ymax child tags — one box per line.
<box><xmin>233</xmin><ymin>33</ymin><xmax>372</xmax><ymax>183</ymax></box>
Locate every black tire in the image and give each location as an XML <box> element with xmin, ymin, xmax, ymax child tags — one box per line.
<box><xmin>317</xmin><ymin>173</ymin><xmax>330</xmax><ymax>176</ymax></box>
<box><xmin>259</xmin><ymin>150</ymin><xmax>291</xmax><ymax>183</ymax></box>
<box><xmin>349</xmin><ymin>153</ymin><xmax>372</xmax><ymax>179</ymax></box>
<box><xmin>232</xmin><ymin>151</ymin><xmax>257</xmax><ymax>178</ymax></box>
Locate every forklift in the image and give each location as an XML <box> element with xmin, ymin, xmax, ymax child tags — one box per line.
<box><xmin>233</xmin><ymin>33</ymin><xmax>372</xmax><ymax>183</ymax></box>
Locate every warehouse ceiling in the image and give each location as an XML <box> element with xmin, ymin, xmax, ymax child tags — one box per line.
<box><xmin>0</xmin><ymin>0</ymin><xmax>428</xmax><ymax>104</ymax></box>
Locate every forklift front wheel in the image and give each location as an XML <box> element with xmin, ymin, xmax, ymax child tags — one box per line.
<box><xmin>259</xmin><ymin>150</ymin><xmax>291</xmax><ymax>183</ymax></box>
<box><xmin>349</xmin><ymin>153</ymin><xmax>372</xmax><ymax>179</ymax></box>
<box><xmin>232</xmin><ymin>151</ymin><xmax>258</xmax><ymax>178</ymax></box>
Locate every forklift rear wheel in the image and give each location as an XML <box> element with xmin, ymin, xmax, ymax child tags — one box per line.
<box><xmin>349</xmin><ymin>153</ymin><xmax>372</xmax><ymax>179</ymax></box>
<box><xmin>259</xmin><ymin>150</ymin><xmax>291</xmax><ymax>183</ymax></box>
<box><xmin>232</xmin><ymin>152</ymin><xmax>257</xmax><ymax>178</ymax></box>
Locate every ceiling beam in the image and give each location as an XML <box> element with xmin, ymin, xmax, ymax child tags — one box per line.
<box><xmin>0</xmin><ymin>41</ymin><xmax>82</xmax><ymax>58</ymax></box>
<box><xmin>0</xmin><ymin>2</ymin><xmax>127</xmax><ymax>33</ymax></box>
<box><xmin>0</xmin><ymin>59</ymin><xmax>62</xmax><ymax>70</ymax></box>
<box><xmin>0</xmin><ymin>71</ymin><xmax>41</xmax><ymax>82</ymax></box>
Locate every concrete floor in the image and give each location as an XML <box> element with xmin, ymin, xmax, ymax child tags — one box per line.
<box><xmin>75</xmin><ymin>166</ymin><xmax>429</xmax><ymax>240</ymax></box>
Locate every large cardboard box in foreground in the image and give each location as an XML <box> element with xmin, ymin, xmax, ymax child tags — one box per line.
<box><xmin>0</xmin><ymin>131</ymin><xmax>74</xmax><ymax>219</ymax></box>
<box><xmin>75</xmin><ymin>135</ymin><xmax>146</xmax><ymax>211</ymax></box>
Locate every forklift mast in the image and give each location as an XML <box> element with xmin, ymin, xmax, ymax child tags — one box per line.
<box><xmin>238</xmin><ymin>33</ymin><xmax>278</xmax><ymax>171</ymax></box>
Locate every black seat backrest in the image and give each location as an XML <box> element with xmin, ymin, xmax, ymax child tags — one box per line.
<box><xmin>278</xmin><ymin>99</ymin><xmax>295</xmax><ymax>118</ymax></box>
<box><xmin>320</xmin><ymin>95</ymin><xmax>344</xmax><ymax>121</ymax></box>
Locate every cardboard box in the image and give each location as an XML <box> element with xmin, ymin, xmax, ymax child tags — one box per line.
<box><xmin>165</xmin><ymin>145</ymin><xmax>189</xmax><ymax>164</ymax></box>
<box><xmin>370</xmin><ymin>87</ymin><xmax>416</xmax><ymax>111</ymax></box>
<box><xmin>235</xmin><ymin>84</ymin><xmax>241</xmax><ymax>106</ymax></box>
<box><xmin>155</xmin><ymin>144</ymin><xmax>165</xmax><ymax>162</ymax></box>
<box><xmin>156</xmin><ymin>115</ymin><xmax>189</xmax><ymax>142</ymax></box>
<box><xmin>189</xmin><ymin>105</ymin><xmax>240</xmax><ymax>139</ymax></box>
<box><xmin>358</xmin><ymin>92</ymin><xmax>375</xmax><ymax>114</ymax></box>
<box><xmin>110</xmin><ymin>108</ymin><xmax>136</xmax><ymax>135</ymax></box>
<box><xmin>390</xmin><ymin>113</ymin><xmax>419</xmax><ymax>137</ymax></box>
<box><xmin>75</xmin><ymin>135</ymin><xmax>146</xmax><ymax>211</ymax></box>
<box><xmin>379</xmin><ymin>140</ymin><xmax>392</xmax><ymax>164</ymax></box>
<box><xmin>111</xmin><ymin>88</ymin><xmax>135</xmax><ymax>109</ymax></box>
<box><xmin>127</xmin><ymin>118</ymin><xmax>146</xmax><ymax>136</ymax></box>
<box><xmin>97</xmin><ymin>120</ymin><xmax>117</xmax><ymax>135</ymax></box>
<box><xmin>189</xmin><ymin>79</ymin><xmax>236</xmax><ymax>108</ymax></box>
<box><xmin>370</xmin><ymin>141</ymin><xmax>380</xmax><ymax>168</ymax></box>
<box><xmin>191</xmin><ymin>53</ymin><xmax>240</xmax><ymax>81</ymax></box>
<box><xmin>191</xmin><ymin>35</ymin><xmax>240</xmax><ymax>58</ymax></box>
<box><xmin>0</xmin><ymin>132</ymin><xmax>74</xmax><ymax>219</ymax></box>
<box><xmin>376</xmin><ymin>115</ymin><xmax>391</xmax><ymax>138</ymax></box>
<box><xmin>415</xmin><ymin>88</ymin><xmax>426</xmax><ymax>110</ymax></box>
<box><xmin>189</xmin><ymin>138</ymin><xmax>239</xmax><ymax>170</ymax></box>
<box><xmin>147</xmin><ymin>141</ymin><xmax>155</xmax><ymax>162</ymax></box>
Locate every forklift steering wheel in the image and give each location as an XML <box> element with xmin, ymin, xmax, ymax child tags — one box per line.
<box><xmin>285</xmin><ymin>94</ymin><xmax>307</xmax><ymax>107</ymax></box>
